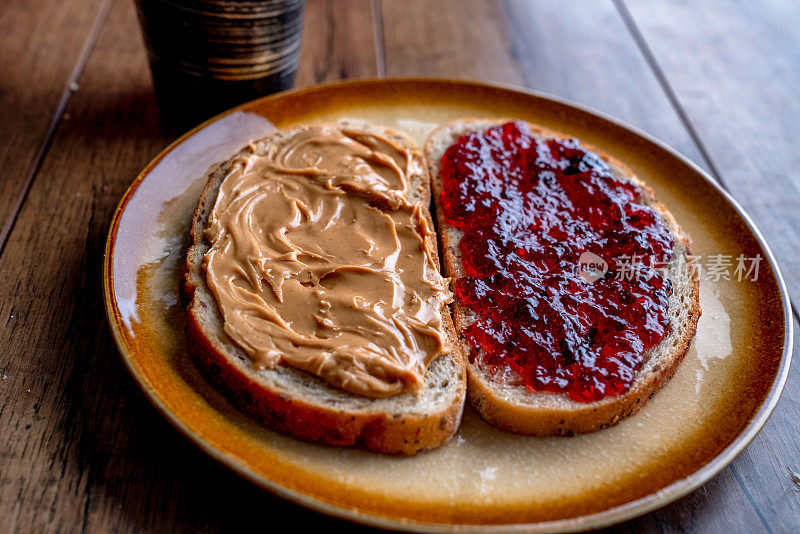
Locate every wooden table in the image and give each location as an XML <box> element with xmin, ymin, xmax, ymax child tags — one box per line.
<box><xmin>2</xmin><ymin>0</ymin><xmax>798</xmax><ymax>531</ymax></box>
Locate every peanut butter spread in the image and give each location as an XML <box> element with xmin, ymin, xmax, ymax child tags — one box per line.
<box><xmin>202</xmin><ymin>124</ymin><xmax>452</xmax><ymax>398</ymax></box>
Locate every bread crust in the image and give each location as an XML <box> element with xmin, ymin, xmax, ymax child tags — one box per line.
<box><xmin>183</xmin><ymin>121</ymin><xmax>466</xmax><ymax>454</ymax></box>
<box><xmin>426</xmin><ymin>118</ymin><xmax>701</xmax><ymax>435</ymax></box>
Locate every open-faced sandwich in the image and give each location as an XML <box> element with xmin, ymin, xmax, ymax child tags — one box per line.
<box><xmin>183</xmin><ymin>118</ymin><xmax>700</xmax><ymax>453</ymax></box>
<box><xmin>183</xmin><ymin>121</ymin><xmax>467</xmax><ymax>454</ymax></box>
<box><xmin>427</xmin><ymin>119</ymin><xmax>700</xmax><ymax>435</ymax></box>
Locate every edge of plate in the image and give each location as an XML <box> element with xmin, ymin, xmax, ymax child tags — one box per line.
<box><xmin>102</xmin><ymin>77</ymin><xmax>794</xmax><ymax>533</ymax></box>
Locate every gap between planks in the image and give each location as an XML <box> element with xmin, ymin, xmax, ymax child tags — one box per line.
<box><xmin>614</xmin><ymin>0</ymin><xmax>724</xmax><ymax>186</ymax></box>
<box><xmin>0</xmin><ymin>0</ymin><xmax>114</xmax><ymax>261</ymax></box>
<box><xmin>615</xmin><ymin>0</ymin><xmax>800</xmax><ymax>329</ymax></box>
<box><xmin>371</xmin><ymin>0</ymin><xmax>386</xmax><ymax>77</ymax></box>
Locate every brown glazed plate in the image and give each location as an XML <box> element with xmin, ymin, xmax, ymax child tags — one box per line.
<box><xmin>103</xmin><ymin>79</ymin><xmax>792</xmax><ymax>532</ymax></box>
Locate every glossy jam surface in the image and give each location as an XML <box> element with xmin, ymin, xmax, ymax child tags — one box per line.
<box><xmin>440</xmin><ymin>122</ymin><xmax>674</xmax><ymax>402</ymax></box>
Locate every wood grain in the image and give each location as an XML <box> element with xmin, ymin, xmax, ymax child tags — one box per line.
<box><xmin>0</xmin><ymin>0</ymin><xmax>374</xmax><ymax>532</ymax></box>
<box><xmin>0</xmin><ymin>0</ymin><xmax>171</xmax><ymax>529</ymax></box>
<box><xmin>380</xmin><ymin>0</ymin><xmax>708</xmax><ymax>168</ymax></box>
<box><xmin>295</xmin><ymin>0</ymin><xmax>379</xmax><ymax>86</ymax></box>
<box><xmin>0</xmin><ymin>0</ymin><xmax>110</xmax><ymax>251</ymax></box>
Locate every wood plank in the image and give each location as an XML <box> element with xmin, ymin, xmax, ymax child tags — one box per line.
<box><xmin>622</xmin><ymin>0</ymin><xmax>800</xmax><ymax>311</ymax></box>
<box><xmin>0</xmin><ymin>0</ymin><xmax>109</xmax><ymax>250</ymax></box>
<box><xmin>380</xmin><ymin>0</ymin><xmax>708</xmax><ymax>169</ymax></box>
<box><xmin>0</xmin><ymin>0</ymin><xmax>377</xmax><ymax>531</ymax></box>
<box><xmin>295</xmin><ymin>0</ymin><xmax>379</xmax><ymax>85</ymax></box>
<box><xmin>0</xmin><ymin>0</ymin><xmax>175</xmax><ymax>530</ymax></box>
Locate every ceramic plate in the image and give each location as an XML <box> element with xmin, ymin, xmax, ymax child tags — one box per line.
<box><xmin>103</xmin><ymin>79</ymin><xmax>792</xmax><ymax>532</ymax></box>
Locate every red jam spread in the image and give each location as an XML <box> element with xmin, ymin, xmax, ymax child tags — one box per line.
<box><xmin>440</xmin><ymin>121</ymin><xmax>674</xmax><ymax>402</ymax></box>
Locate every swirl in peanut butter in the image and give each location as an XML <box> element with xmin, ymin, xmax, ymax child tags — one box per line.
<box><xmin>202</xmin><ymin>125</ymin><xmax>452</xmax><ymax>397</ymax></box>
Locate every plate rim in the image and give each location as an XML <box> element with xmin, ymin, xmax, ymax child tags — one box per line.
<box><xmin>102</xmin><ymin>77</ymin><xmax>794</xmax><ymax>533</ymax></box>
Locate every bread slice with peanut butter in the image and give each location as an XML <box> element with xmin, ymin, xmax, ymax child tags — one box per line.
<box><xmin>183</xmin><ymin>120</ymin><xmax>466</xmax><ymax>454</ymax></box>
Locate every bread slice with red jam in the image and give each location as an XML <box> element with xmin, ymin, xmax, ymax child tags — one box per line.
<box><xmin>426</xmin><ymin>119</ymin><xmax>700</xmax><ymax>435</ymax></box>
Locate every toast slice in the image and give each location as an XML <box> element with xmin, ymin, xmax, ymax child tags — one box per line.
<box><xmin>183</xmin><ymin>120</ymin><xmax>466</xmax><ymax>454</ymax></box>
<box><xmin>426</xmin><ymin>119</ymin><xmax>701</xmax><ymax>435</ymax></box>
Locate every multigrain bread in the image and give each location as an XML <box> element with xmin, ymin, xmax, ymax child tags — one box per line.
<box><xmin>183</xmin><ymin>120</ymin><xmax>466</xmax><ymax>454</ymax></box>
<box><xmin>426</xmin><ymin>119</ymin><xmax>701</xmax><ymax>435</ymax></box>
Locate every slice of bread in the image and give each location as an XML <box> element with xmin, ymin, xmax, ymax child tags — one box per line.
<box><xmin>426</xmin><ymin>119</ymin><xmax>701</xmax><ymax>435</ymax></box>
<box><xmin>183</xmin><ymin>120</ymin><xmax>466</xmax><ymax>454</ymax></box>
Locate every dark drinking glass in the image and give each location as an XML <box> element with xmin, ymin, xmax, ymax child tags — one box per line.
<box><xmin>135</xmin><ymin>0</ymin><xmax>305</xmax><ymax>125</ymax></box>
